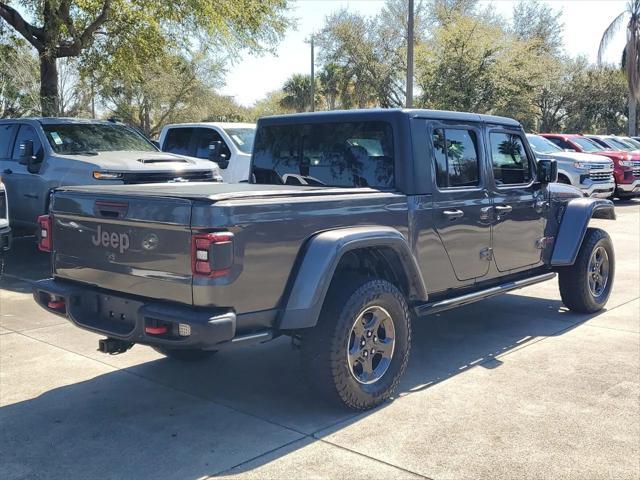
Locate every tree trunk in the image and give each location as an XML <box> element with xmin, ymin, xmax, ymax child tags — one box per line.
<box><xmin>39</xmin><ymin>53</ymin><xmax>59</xmax><ymax>116</ymax></box>
<box><xmin>629</xmin><ymin>93</ymin><xmax>637</xmax><ymax>137</ymax></box>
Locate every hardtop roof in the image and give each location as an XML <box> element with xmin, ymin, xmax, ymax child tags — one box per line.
<box><xmin>258</xmin><ymin>108</ymin><xmax>521</xmax><ymax>128</ymax></box>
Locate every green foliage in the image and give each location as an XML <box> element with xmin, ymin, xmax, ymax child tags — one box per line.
<box><xmin>279</xmin><ymin>73</ymin><xmax>319</xmax><ymax>112</ymax></box>
<box><xmin>0</xmin><ymin>0</ymin><xmax>291</xmax><ymax>116</ymax></box>
<box><xmin>0</xmin><ymin>34</ymin><xmax>39</xmax><ymax>117</ymax></box>
<box><xmin>249</xmin><ymin>90</ymin><xmax>290</xmax><ymax>119</ymax></box>
<box><xmin>563</xmin><ymin>65</ymin><xmax>628</xmax><ymax>134</ymax></box>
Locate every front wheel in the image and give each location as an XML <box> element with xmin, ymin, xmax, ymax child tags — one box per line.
<box><xmin>558</xmin><ymin>227</ymin><xmax>614</xmax><ymax>313</ymax></box>
<box><xmin>301</xmin><ymin>279</ymin><xmax>411</xmax><ymax>410</ymax></box>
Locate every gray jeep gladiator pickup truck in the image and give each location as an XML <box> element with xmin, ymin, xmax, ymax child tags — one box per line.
<box><xmin>32</xmin><ymin>109</ymin><xmax>616</xmax><ymax>410</ymax></box>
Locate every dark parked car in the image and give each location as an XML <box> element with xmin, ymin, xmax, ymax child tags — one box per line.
<box><xmin>33</xmin><ymin>110</ymin><xmax>615</xmax><ymax>410</ymax></box>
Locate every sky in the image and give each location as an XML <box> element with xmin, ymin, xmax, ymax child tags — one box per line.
<box><xmin>219</xmin><ymin>0</ymin><xmax>628</xmax><ymax>106</ymax></box>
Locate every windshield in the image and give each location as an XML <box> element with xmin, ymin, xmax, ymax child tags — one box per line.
<box><xmin>573</xmin><ymin>137</ymin><xmax>605</xmax><ymax>153</ymax></box>
<box><xmin>622</xmin><ymin>137</ymin><xmax>640</xmax><ymax>149</ymax></box>
<box><xmin>526</xmin><ymin>135</ymin><xmax>562</xmax><ymax>155</ymax></box>
<box><xmin>223</xmin><ymin>127</ymin><xmax>255</xmax><ymax>154</ymax></box>
<box><xmin>607</xmin><ymin>137</ymin><xmax>635</xmax><ymax>151</ymax></box>
<box><xmin>42</xmin><ymin>123</ymin><xmax>157</xmax><ymax>154</ymax></box>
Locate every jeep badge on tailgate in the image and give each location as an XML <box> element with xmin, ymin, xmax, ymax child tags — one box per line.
<box><xmin>91</xmin><ymin>225</ymin><xmax>130</xmax><ymax>253</ymax></box>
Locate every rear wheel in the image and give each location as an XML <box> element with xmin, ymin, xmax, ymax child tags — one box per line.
<box><xmin>152</xmin><ymin>346</ymin><xmax>218</xmax><ymax>362</ymax></box>
<box><xmin>559</xmin><ymin>228</ymin><xmax>614</xmax><ymax>313</ymax></box>
<box><xmin>301</xmin><ymin>278</ymin><xmax>411</xmax><ymax>410</ymax></box>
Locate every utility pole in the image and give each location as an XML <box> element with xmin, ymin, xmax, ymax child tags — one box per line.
<box><xmin>406</xmin><ymin>0</ymin><xmax>414</xmax><ymax>108</ymax></box>
<box><xmin>310</xmin><ymin>35</ymin><xmax>315</xmax><ymax>112</ymax></box>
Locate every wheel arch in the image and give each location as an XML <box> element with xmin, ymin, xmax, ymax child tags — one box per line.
<box><xmin>551</xmin><ymin>197</ymin><xmax>615</xmax><ymax>266</ymax></box>
<box><xmin>277</xmin><ymin>226</ymin><xmax>427</xmax><ymax>330</ymax></box>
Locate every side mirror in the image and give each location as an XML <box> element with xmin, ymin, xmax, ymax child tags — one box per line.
<box><xmin>18</xmin><ymin>140</ymin><xmax>34</xmax><ymax>162</ymax></box>
<box><xmin>537</xmin><ymin>158</ymin><xmax>558</xmax><ymax>184</ymax></box>
<box><xmin>19</xmin><ymin>140</ymin><xmax>43</xmax><ymax>174</ymax></box>
<box><xmin>208</xmin><ymin>141</ymin><xmax>229</xmax><ymax>169</ymax></box>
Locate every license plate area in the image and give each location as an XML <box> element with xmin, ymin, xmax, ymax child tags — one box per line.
<box><xmin>70</xmin><ymin>292</ymin><xmax>141</xmax><ymax>336</ymax></box>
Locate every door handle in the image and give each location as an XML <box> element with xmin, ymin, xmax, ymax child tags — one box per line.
<box><xmin>3</xmin><ymin>169</ymin><xmax>12</xmax><ymax>174</ymax></box>
<box><xmin>495</xmin><ymin>205</ymin><xmax>512</xmax><ymax>214</ymax></box>
<box><xmin>443</xmin><ymin>209</ymin><xmax>464</xmax><ymax>220</ymax></box>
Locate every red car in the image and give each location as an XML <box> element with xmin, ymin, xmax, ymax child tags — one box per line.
<box><xmin>541</xmin><ymin>133</ymin><xmax>640</xmax><ymax>198</ymax></box>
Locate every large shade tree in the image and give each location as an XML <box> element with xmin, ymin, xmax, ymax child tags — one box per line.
<box><xmin>0</xmin><ymin>0</ymin><xmax>289</xmax><ymax>117</ymax></box>
<box><xmin>598</xmin><ymin>0</ymin><xmax>640</xmax><ymax>135</ymax></box>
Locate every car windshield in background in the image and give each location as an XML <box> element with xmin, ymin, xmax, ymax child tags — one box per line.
<box><xmin>572</xmin><ymin>137</ymin><xmax>604</xmax><ymax>153</ymax></box>
<box><xmin>224</xmin><ymin>127</ymin><xmax>255</xmax><ymax>154</ymax></box>
<box><xmin>42</xmin><ymin>123</ymin><xmax>156</xmax><ymax>154</ymax></box>
<box><xmin>252</xmin><ymin>121</ymin><xmax>394</xmax><ymax>189</ymax></box>
<box><xmin>622</xmin><ymin>137</ymin><xmax>640</xmax><ymax>149</ymax></box>
<box><xmin>607</xmin><ymin>137</ymin><xmax>635</xmax><ymax>151</ymax></box>
<box><xmin>527</xmin><ymin>135</ymin><xmax>563</xmax><ymax>155</ymax></box>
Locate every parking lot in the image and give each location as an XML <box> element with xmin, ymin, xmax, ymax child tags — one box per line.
<box><xmin>0</xmin><ymin>200</ymin><xmax>638</xmax><ymax>480</ymax></box>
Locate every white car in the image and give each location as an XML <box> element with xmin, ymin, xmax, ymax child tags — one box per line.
<box><xmin>527</xmin><ymin>134</ymin><xmax>615</xmax><ymax>198</ymax></box>
<box><xmin>0</xmin><ymin>176</ymin><xmax>10</xmax><ymax>251</ymax></box>
<box><xmin>158</xmin><ymin>123</ymin><xmax>256</xmax><ymax>183</ymax></box>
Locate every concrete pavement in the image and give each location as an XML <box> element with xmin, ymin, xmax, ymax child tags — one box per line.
<box><xmin>1</xmin><ymin>200</ymin><xmax>638</xmax><ymax>479</ymax></box>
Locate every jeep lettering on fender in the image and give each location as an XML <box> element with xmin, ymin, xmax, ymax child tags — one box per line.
<box><xmin>91</xmin><ymin>225</ymin><xmax>130</xmax><ymax>254</ymax></box>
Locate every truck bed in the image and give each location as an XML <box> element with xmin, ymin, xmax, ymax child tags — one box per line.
<box><xmin>49</xmin><ymin>183</ymin><xmax>410</xmax><ymax>329</ymax></box>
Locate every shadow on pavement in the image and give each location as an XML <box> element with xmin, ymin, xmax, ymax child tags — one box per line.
<box><xmin>0</xmin><ymin>228</ymin><xmax>612</xmax><ymax>479</ymax></box>
<box><xmin>0</xmin><ymin>297</ymin><xmax>603</xmax><ymax>478</ymax></box>
<box><xmin>0</xmin><ymin>236</ymin><xmax>51</xmax><ymax>293</ymax></box>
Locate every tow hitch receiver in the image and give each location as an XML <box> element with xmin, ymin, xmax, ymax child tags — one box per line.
<box><xmin>98</xmin><ymin>338</ymin><xmax>133</xmax><ymax>355</ymax></box>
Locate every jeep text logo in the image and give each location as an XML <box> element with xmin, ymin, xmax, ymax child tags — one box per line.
<box><xmin>91</xmin><ymin>225</ymin><xmax>130</xmax><ymax>254</ymax></box>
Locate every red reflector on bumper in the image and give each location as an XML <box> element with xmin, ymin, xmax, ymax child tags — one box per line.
<box><xmin>145</xmin><ymin>326</ymin><xmax>168</xmax><ymax>335</ymax></box>
<box><xmin>47</xmin><ymin>300</ymin><xmax>65</xmax><ymax>310</ymax></box>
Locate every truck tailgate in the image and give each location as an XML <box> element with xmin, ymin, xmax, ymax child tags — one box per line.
<box><xmin>51</xmin><ymin>191</ymin><xmax>194</xmax><ymax>304</ymax></box>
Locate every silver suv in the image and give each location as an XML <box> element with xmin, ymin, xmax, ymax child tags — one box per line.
<box><xmin>0</xmin><ymin>118</ymin><xmax>221</xmax><ymax>230</ymax></box>
<box><xmin>527</xmin><ymin>134</ymin><xmax>615</xmax><ymax>198</ymax></box>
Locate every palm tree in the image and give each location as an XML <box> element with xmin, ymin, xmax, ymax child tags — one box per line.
<box><xmin>280</xmin><ymin>74</ymin><xmax>316</xmax><ymax>113</ymax></box>
<box><xmin>598</xmin><ymin>1</ymin><xmax>640</xmax><ymax>135</ymax></box>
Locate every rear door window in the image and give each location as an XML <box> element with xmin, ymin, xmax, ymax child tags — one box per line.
<box><xmin>489</xmin><ymin>132</ymin><xmax>533</xmax><ymax>186</ymax></box>
<box><xmin>163</xmin><ymin>128</ymin><xmax>194</xmax><ymax>156</ymax></box>
<box><xmin>252</xmin><ymin>121</ymin><xmax>394</xmax><ymax>188</ymax></box>
<box><xmin>432</xmin><ymin>128</ymin><xmax>480</xmax><ymax>188</ymax></box>
<box><xmin>0</xmin><ymin>124</ymin><xmax>17</xmax><ymax>159</ymax></box>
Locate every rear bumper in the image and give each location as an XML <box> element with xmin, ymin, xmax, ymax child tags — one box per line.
<box><xmin>616</xmin><ymin>179</ymin><xmax>640</xmax><ymax>196</ymax></box>
<box><xmin>32</xmin><ymin>278</ymin><xmax>235</xmax><ymax>349</ymax></box>
<box><xmin>0</xmin><ymin>225</ymin><xmax>11</xmax><ymax>251</ymax></box>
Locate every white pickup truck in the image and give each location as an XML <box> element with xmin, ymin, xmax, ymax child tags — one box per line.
<box><xmin>158</xmin><ymin>123</ymin><xmax>255</xmax><ymax>183</ymax></box>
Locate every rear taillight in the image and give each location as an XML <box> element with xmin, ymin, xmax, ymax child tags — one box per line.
<box><xmin>191</xmin><ymin>232</ymin><xmax>234</xmax><ymax>277</ymax></box>
<box><xmin>37</xmin><ymin>215</ymin><xmax>52</xmax><ymax>252</ymax></box>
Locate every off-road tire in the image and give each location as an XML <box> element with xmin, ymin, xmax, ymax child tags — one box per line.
<box><xmin>152</xmin><ymin>347</ymin><xmax>218</xmax><ymax>362</ymax></box>
<box><xmin>300</xmin><ymin>278</ymin><xmax>411</xmax><ymax>410</ymax></box>
<box><xmin>559</xmin><ymin>227</ymin><xmax>614</xmax><ymax>313</ymax></box>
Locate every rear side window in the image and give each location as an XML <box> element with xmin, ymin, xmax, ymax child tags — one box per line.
<box><xmin>432</xmin><ymin>128</ymin><xmax>480</xmax><ymax>188</ymax></box>
<box><xmin>252</xmin><ymin>121</ymin><xmax>394</xmax><ymax>188</ymax></box>
<box><xmin>0</xmin><ymin>124</ymin><xmax>16</xmax><ymax>158</ymax></box>
<box><xmin>489</xmin><ymin>132</ymin><xmax>532</xmax><ymax>185</ymax></box>
<box><xmin>163</xmin><ymin>128</ymin><xmax>194</xmax><ymax>156</ymax></box>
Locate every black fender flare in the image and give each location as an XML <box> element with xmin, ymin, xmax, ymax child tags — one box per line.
<box><xmin>277</xmin><ymin>226</ymin><xmax>427</xmax><ymax>330</ymax></box>
<box><xmin>550</xmin><ymin>197</ymin><xmax>615</xmax><ymax>266</ymax></box>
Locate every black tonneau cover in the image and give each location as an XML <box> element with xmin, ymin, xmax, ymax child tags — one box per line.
<box><xmin>54</xmin><ymin>182</ymin><xmax>388</xmax><ymax>202</ymax></box>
